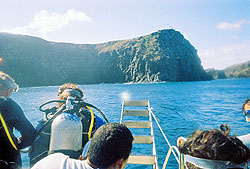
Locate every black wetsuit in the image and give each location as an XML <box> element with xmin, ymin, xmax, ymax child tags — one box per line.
<box><xmin>0</xmin><ymin>97</ymin><xmax>36</xmax><ymax>168</ymax></box>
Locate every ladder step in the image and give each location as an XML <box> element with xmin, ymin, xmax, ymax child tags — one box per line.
<box><xmin>128</xmin><ymin>155</ymin><xmax>157</xmax><ymax>165</ymax></box>
<box><xmin>133</xmin><ymin>135</ymin><xmax>153</xmax><ymax>144</ymax></box>
<box><xmin>123</xmin><ymin>110</ymin><xmax>149</xmax><ymax>116</ymax></box>
<box><xmin>124</xmin><ymin>100</ymin><xmax>148</xmax><ymax>107</ymax></box>
<box><xmin>122</xmin><ymin>121</ymin><xmax>151</xmax><ymax>128</ymax></box>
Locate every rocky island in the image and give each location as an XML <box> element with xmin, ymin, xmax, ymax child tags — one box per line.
<box><xmin>0</xmin><ymin>29</ymin><xmax>211</xmax><ymax>87</ymax></box>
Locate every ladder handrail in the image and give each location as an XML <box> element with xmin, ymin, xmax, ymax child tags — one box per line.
<box><xmin>120</xmin><ymin>101</ymin><xmax>125</xmax><ymax>124</ymax></box>
<box><xmin>148</xmin><ymin>101</ymin><xmax>159</xmax><ymax>169</ymax></box>
<box><xmin>150</xmin><ymin>108</ymin><xmax>179</xmax><ymax>163</ymax></box>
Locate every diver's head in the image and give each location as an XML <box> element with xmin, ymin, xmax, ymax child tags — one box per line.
<box><xmin>242</xmin><ymin>98</ymin><xmax>250</xmax><ymax>122</ymax></box>
<box><xmin>0</xmin><ymin>71</ymin><xmax>19</xmax><ymax>97</ymax></box>
<box><xmin>57</xmin><ymin>83</ymin><xmax>83</xmax><ymax>107</ymax></box>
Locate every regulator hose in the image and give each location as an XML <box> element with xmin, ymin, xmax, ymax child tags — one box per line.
<box><xmin>39</xmin><ymin>99</ymin><xmax>108</xmax><ymax>123</ymax></box>
<box><xmin>77</xmin><ymin>101</ymin><xmax>109</xmax><ymax>123</ymax></box>
<box><xmin>30</xmin><ymin>99</ymin><xmax>109</xmax><ymax>152</ymax></box>
<box><xmin>39</xmin><ymin>100</ymin><xmax>65</xmax><ymax>112</ymax></box>
<box><xmin>35</xmin><ymin>104</ymin><xmax>66</xmax><ymax>139</ymax></box>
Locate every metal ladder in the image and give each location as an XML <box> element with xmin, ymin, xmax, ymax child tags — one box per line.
<box><xmin>120</xmin><ymin>100</ymin><xmax>159</xmax><ymax>169</ymax></box>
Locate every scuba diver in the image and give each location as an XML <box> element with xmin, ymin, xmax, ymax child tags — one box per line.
<box><xmin>0</xmin><ymin>71</ymin><xmax>36</xmax><ymax>169</ymax></box>
<box><xmin>29</xmin><ymin>83</ymin><xmax>107</xmax><ymax>167</ymax></box>
<box><xmin>31</xmin><ymin>123</ymin><xmax>134</xmax><ymax>169</ymax></box>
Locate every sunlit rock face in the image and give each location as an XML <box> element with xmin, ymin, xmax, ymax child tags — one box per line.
<box><xmin>0</xmin><ymin>29</ymin><xmax>211</xmax><ymax>87</ymax></box>
<box><xmin>205</xmin><ymin>61</ymin><xmax>250</xmax><ymax>80</ymax></box>
<box><xmin>224</xmin><ymin>61</ymin><xmax>250</xmax><ymax>78</ymax></box>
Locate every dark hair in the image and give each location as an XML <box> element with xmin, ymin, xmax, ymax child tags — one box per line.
<box><xmin>87</xmin><ymin>123</ymin><xmax>133</xmax><ymax>168</ymax></box>
<box><xmin>179</xmin><ymin>129</ymin><xmax>250</xmax><ymax>165</ymax></box>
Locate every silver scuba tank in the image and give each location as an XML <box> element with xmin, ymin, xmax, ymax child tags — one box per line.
<box><xmin>49</xmin><ymin>96</ymin><xmax>83</xmax><ymax>153</ymax></box>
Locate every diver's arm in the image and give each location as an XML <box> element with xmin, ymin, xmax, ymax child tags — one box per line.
<box><xmin>7</xmin><ymin>99</ymin><xmax>36</xmax><ymax>149</ymax></box>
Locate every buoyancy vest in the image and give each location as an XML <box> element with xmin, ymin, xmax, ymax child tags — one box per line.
<box><xmin>0</xmin><ymin>97</ymin><xmax>18</xmax><ymax>151</ymax></box>
<box><xmin>0</xmin><ymin>97</ymin><xmax>20</xmax><ymax>169</ymax></box>
<box><xmin>29</xmin><ymin>106</ymin><xmax>97</xmax><ymax>167</ymax></box>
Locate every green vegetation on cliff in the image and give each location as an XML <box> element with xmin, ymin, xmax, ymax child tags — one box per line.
<box><xmin>224</xmin><ymin>61</ymin><xmax>250</xmax><ymax>78</ymax></box>
<box><xmin>206</xmin><ymin>61</ymin><xmax>250</xmax><ymax>79</ymax></box>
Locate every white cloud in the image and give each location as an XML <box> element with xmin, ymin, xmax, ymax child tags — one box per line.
<box><xmin>1</xmin><ymin>9</ymin><xmax>92</xmax><ymax>37</ymax></box>
<box><xmin>216</xmin><ymin>19</ymin><xmax>247</xmax><ymax>31</ymax></box>
<box><xmin>231</xmin><ymin>35</ymin><xmax>240</xmax><ymax>40</ymax></box>
<box><xmin>199</xmin><ymin>41</ymin><xmax>250</xmax><ymax>70</ymax></box>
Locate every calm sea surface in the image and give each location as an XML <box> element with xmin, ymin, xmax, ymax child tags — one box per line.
<box><xmin>12</xmin><ymin>78</ymin><xmax>250</xmax><ymax>169</ymax></box>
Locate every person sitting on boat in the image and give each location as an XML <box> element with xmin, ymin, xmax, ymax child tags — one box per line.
<box><xmin>237</xmin><ymin>98</ymin><xmax>250</xmax><ymax>149</ymax></box>
<box><xmin>242</xmin><ymin>98</ymin><xmax>250</xmax><ymax>122</ymax></box>
<box><xmin>31</xmin><ymin>122</ymin><xmax>134</xmax><ymax>169</ymax></box>
<box><xmin>29</xmin><ymin>83</ymin><xmax>106</xmax><ymax>167</ymax></box>
<box><xmin>178</xmin><ymin>127</ymin><xmax>250</xmax><ymax>169</ymax></box>
<box><xmin>0</xmin><ymin>71</ymin><xmax>36</xmax><ymax>169</ymax></box>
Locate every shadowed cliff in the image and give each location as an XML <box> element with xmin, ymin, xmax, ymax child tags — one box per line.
<box><xmin>0</xmin><ymin>29</ymin><xmax>211</xmax><ymax>87</ymax></box>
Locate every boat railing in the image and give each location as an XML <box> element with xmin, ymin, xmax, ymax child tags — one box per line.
<box><xmin>120</xmin><ymin>100</ymin><xmax>181</xmax><ymax>169</ymax></box>
<box><xmin>162</xmin><ymin>145</ymin><xmax>180</xmax><ymax>169</ymax></box>
<box><xmin>150</xmin><ymin>108</ymin><xmax>180</xmax><ymax>169</ymax></box>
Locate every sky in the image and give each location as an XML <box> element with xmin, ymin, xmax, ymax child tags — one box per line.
<box><xmin>0</xmin><ymin>0</ymin><xmax>249</xmax><ymax>70</ymax></box>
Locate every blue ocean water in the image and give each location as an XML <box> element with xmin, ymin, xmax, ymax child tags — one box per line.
<box><xmin>12</xmin><ymin>78</ymin><xmax>250</xmax><ymax>169</ymax></box>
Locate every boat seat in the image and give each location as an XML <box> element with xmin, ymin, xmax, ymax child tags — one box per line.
<box><xmin>238</xmin><ymin>133</ymin><xmax>250</xmax><ymax>149</ymax></box>
<box><xmin>181</xmin><ymin>154</ymin><xmax>248</xmax><ymax>169</ymax></box>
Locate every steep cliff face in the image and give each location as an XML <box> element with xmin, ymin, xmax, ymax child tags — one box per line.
<box><xmin>96</xmin><ymin>29</ymin><xmax>210</xmax><ymax>82</ymax></box>
<box><xmin>0</xmin><ymin>29</ymin><xmax>211</xmax><ymax>87</ymax></box>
